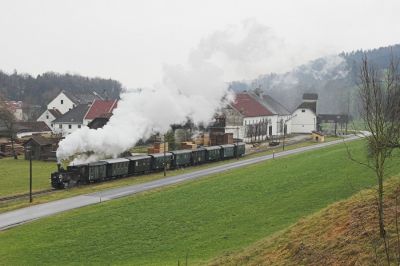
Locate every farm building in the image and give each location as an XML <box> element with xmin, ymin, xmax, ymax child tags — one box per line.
<box><xmin>221</xmin><ymin>92</ymin><xmax>292</xmax><ymax>143</ymax></box>
<box><xmin>14</xmin><ymin>122</ymin><xmax>52</xmax><ymax>138</ymax></box>
<box><xmin>83</xmin><ymin>99</ymin><xmax>118</xmax><ymax>125</ymax></box>
<box><xmin>36</xmin><ymin>108</ymin><xmax>62</xmax><ymax>130</ymax></box>
<box><xmin>52</xmin><ymin>104</ymin><xmax>90</xmax><ymax>136</ymax></box>
<box><xmin>46</xmin><ymin>90</ymin><xmax>102</xmax><ymax>115</ymax></box>
<box><xmin>291</xmin><ymin>93</ymin><xmax>318</xmax><ymax>133</ymax></box>
<box><xmin>51</xmin><ymin>99</ymin><xmax>118</xmax><ymax>136</ymax></box>
<box><xmin>23</xmin><ymin>135</ymin><xmax>57</xmax><ymax>160</ymax></box>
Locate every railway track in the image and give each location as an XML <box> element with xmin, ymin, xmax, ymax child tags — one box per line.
<box><xmin>0</xmin><ymin>189</ymin><xmax>54</xmax><ymax>202</ymax></box>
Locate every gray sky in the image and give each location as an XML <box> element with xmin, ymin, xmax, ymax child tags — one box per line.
<box><xmin>0</xmin><ymin>0</ymin><xmax>399</xmax><ymax>88</ymax></box>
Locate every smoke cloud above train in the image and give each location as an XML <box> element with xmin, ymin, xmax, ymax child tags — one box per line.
<box><xmin>56</xmin><ymin>19</ymin><xmax>335</xmax><ymax>164</ymax></box>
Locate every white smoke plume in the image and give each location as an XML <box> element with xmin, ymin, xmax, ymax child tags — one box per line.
<box><xmin>57</xmin><ymin>19</ymin><xmax>340</xmax><ymax>164</ymax></box>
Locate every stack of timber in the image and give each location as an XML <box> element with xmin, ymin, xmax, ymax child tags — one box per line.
<box><xmin>181</xmin><ymin>141</ymin><xmax>197</xmax><ymax>150</ymax></box>
<box><xmin>148</xmin><ymin>142</ymin><xmax>169</xmax><ymax>154</ymax></box>
<box><xmin>210</xmin><ymin>132</ymin><xmax>234</xmax><ymax>145</ymax></box>
<box><xmin>194</xmin><ymin>133</ymin><xmax>210</xmax><ymax>146</ymax></box>
<box><xmin>0</xmin><ymin>142</ymin><xmax>24</xmax><ymax>155</ymax></box>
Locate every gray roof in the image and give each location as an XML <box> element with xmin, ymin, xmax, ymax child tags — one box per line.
<box><xmin>63</xmin><ymin>90</ymin><xmax>103</xmax><ymax>105</ymax></box>
<box><xmin>126</xmin><ymin>155</ymin><xmax>151</xmax><ymax>161</ymax></box>
<box><xmin>171</xmin><ymin>150</ymin><xmax>192</xmax><ymax>154</ymax></box>
<box><xmin>24</xmin><ymin>135</ymin><xmax>53</xmax><ymax>146</ymax></box>
<box><xmin>100</xmin><ymin>158</ymin><xmax>129</xmax><ymax>163</ymax></box>
<box><xmin>303</xmin><ymin>93</ymin><xmax>318</xmax><ymax>100</ymax></box>
<box><xmin>15</xmin><ymin>122</ymin><xmax>51</xmax><ymax>132</ymax></box>
<box><xmin>297</xmin><ymin>101</ymin><xmax>317</xmax><ymax>113</ymax></box>
<box><xmin>53</xmin><ymin>104</ymin><xmax>90</xmax><ymax>124</ymax></box>
<box><xmin>150</xmin><ymin>152</ymin><xmax>173</xmax><ymax>158</ymax></box>
<box><xmin>48</xmin><ymin>109</ymin><xmax>62</xmax><ymax>118</ymax></box>
<box><xmin>259</xmin><ymin>94</ymin><xmax>291</xmax><ymax>115</ymax></box>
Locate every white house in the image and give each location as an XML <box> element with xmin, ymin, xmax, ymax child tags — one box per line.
<box><xmin>36</xmin><ymin>109</ymin><xmax>62</xmax><ymax>130</ymax></box>
<box><xmin>52</xmin><ymin>99</ymin><xmax>118</xmax><ymax>136</ymax></box>
<box><xmin>258</xmin><ymin>94</ymin><xmax>293</xmax><ymax>136</ymax></box>
<box><xmin>222</xmin><ymin>92</ymin><xmax>281</xmax><ymax>142</ymax></box>
<box><xmin>52</xmin><ymin>104</ymin><xmax>90</xmax><ymax>136</ymax></box>
<box><xmin>46</xmin><ymin>90</ymin><xmax>102</xmax><ymax>115</ymax></box>
<box><xmin>291</xmin><ymin>93</ymin><xmax>318</xmax><ymax>133</ymax></box>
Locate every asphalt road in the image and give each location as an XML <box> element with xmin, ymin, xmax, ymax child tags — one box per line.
<box><xmin>0</xmin><ymin>135</ymin><xmax>360</xmax><ymax>231</ymax></box>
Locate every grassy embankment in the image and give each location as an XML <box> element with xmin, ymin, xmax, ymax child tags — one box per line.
<box><xmin>0</xmin><ymin>136</ymin><xmax>339</xmax><ymax>213</ymax></box>
<box><xmin>209</xmin><ymin>178</ymin><xmax>400</xmax><ymax>266</ymax></box>
<box><xmin>1</xmin><ymin>140</ymin><xmax>399</xmax><ymax>265</ymax></box>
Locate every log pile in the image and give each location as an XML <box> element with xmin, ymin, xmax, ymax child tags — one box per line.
<box><xmin>148</xmin><ymin>142</ymin><xmax>169</xmax><ymax>154</ymax></box>
<box><xmin>194</xmin><ymin>133</ymin><xmax>210</xmax><ymax>146</ymax></box>
<box><xmin>181</xmin><ymin>141</ymin><xmax>197</xmax><ymax>150</ymax></box>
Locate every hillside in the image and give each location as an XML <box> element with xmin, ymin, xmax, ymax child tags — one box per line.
<box><xmin>1</xmin><ymin>140</ymin><xmax>400</xmax><ymax>265</ymax></box>
<box><xmin>0</xmin><ymin>71</ymin><xmax>123</xmax><ymax>108</ymax></box>
<box><xmin>209</xmin><ymin>177</ymin><xmax>400</xmax><ymax>265</ymax></box>
<box><xmin>230</xmin><ymin>44</ymin><xmax>400</xmax><ymax>116</ymax></box>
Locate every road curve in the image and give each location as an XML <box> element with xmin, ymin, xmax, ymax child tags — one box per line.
<box><xmin>0</xmin><ymin>136</ymin><xmax>360</xmax><ymax>231</ymax></box>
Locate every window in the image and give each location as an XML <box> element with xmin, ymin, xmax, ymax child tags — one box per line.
<box><xmin>46</xmin><ymin>115</ymin><xmax>49</xmax><ymax>119</ymax></box>
<box><xmin>61</xmin><ymin>99</ymin><xmax>64</xmax><ymax>104</ymax></box>
<box><xmin>59</xmin><ymin>124</ymin><xmax>62</xmax><ymax>129</ymax></box>
<box><xmin>302</xmin><ymin>109</ymin><xmax>305</xmax><ymax>112</ymax></box>
<box><xmin>78</xmin><ymin>125</ymin><xmax>81</xmax><ymax>128</ymax></box>
<box><xmin>68</xmin><ymin>125</ymin><xmax>72</xmax><ymax>129</ymax></box>
<box><xmin>69</xmin><ymin>108</ymin><xmax>72</xmax><ymax>111</ymax></box>
<box><xmin>51</xmin><ymin>124</ymin><xmax>53</xmax><ymax>128</ymax></box>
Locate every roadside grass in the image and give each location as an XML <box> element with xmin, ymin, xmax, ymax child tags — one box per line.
<box><xmin>1</xmin><ymin>140</ymin><xmax>398</xmax><ymax>265</ymax></box>
<box><xmin>0</xmin><ymin>137</ymin><xmax>341</xmax><ymax>213</ymax></box>
<box><xmin>0</xmin><ymin>157</ymin><xmax>56</xmax><ymax>197</ymax></box>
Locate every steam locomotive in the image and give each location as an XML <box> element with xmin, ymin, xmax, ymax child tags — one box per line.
<box><xmin>51</xmin><ymin>143</ymin><xmax>246</xmax><ymax>189</ymax></box>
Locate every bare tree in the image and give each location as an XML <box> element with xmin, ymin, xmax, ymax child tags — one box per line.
<box><xmin>0</xmin><ymin>96</ymin><xmax>17</xmax><ymax>159</ymax></box>
<box><xmin>358</xmin><ymin>55</ymin><xmax>400</xmax><ymax>264</ymax></box>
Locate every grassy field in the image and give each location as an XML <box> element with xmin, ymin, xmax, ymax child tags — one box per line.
<box><xmin>2</xmin><ymin>140</ymin><xmax>399</xmax><ymax>265</ymax></box>
<box><xmin>0</xmin><ymin>157</ymin><xmax>57</xmax><ymax>197</ymax></box>
<box><xmin>0</xmin><ymin>138</ymin><xmax>339</xmax><ymax>213</ymax></box>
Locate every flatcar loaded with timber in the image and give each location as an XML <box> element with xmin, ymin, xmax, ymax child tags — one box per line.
<box><xmin>51</xmin><ymin>143</ymin><xmax>246</xmax><ymax>189</ymax></box>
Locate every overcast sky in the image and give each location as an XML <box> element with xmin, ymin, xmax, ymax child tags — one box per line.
<box><xmin>0</xmin><ymin>0</ymin><xmax>399</xmax><ymax>88</ymax></box>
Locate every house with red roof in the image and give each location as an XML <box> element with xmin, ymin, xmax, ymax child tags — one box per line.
<box><xmin>222</xmin><ymin>92</ymin><xmax>286</xmax><ymax>142</ymax></box>
<box><xmin>83</xmin><ymin>99</ymin><xmax>118</xmax><ymax>125</ymax></box>
<box><xmin>51</xmin><ymin>99</ymin><xmax>118</xmax><ymax>136</ymax></box>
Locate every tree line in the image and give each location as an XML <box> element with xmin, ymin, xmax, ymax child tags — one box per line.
<box><xmin>0</xmin><ymin>71</ymin><xmax>123</xmax><ymax>108</ymax></box>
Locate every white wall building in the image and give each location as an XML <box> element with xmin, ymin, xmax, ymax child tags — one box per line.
<box><xmin>222</xmin><ymin>92</ymin><xmax>285</xmax><ymax>143</ymax></box>
<box><xmin>291</xmin><ymin>93</ymin><xmax>318</xmax><ymax>134</ymax></box>
<box><xmin>52</xmin><ymin>104</ymin><xmax>89</xmax><ymax>136</ymax></box>
<box><xmin>47</xmin><ymin>91</ymin><xmax>76</xmax><ymax>114</ymax></box>
<box><xmin>36</xmin><ymin>109</ymin><xmax>62</xmax><ymax>131</ymax></box>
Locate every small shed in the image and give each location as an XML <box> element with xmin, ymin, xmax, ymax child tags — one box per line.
<box><xmin>23</xmin><ymin>135</ymin><xmax>57</xmax><ymax>160</ymax></box>
<box><xmin>311</xmin><ymin>131</ymin><xmax>325</xmax><ymax>143</ymax></box>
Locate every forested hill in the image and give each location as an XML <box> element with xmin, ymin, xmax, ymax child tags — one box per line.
<box><xmin>230</xmin><ymin>44</ymin><xmax>400</xmax><ymax>116</ymax></box>
<box><xmin>0</xmin><ymin>71</ymin><xmax>123</xmax><ymax>107</ymax></box>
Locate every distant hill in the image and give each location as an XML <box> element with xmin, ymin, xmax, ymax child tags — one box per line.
<box><xmin>230</xmin><ymin>44</ymin><xmax>400</xmax><ymax>116</ymax></box>
<box><xmin>0</xmin><ymin>71</ymin><xmax>123</xmax><ymax>108</ymax></box>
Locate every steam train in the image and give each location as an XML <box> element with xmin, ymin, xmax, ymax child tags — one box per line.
<box><xmin>51</xmin><ymin>143</ymin><xmax>246</xmax><ymax>189</ymax></box>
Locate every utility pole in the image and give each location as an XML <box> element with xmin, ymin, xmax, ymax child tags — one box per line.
<box><xmin>26</xmin><ymin>146</ymin><xmax>33</xmax><ymax>203</ymax></box>
<box><xmin>29</xmin><ymin>151</ymin><xmax>32</xmax><ymax>202</ymax></box>
<box><xmin>282</xmin><ymin>122</ymin><xmax>286</xmax><ymax>151</ymax></box>
<box><xmin>163</xmin><ymin>134</ymin><xmax>166</xmax><ymax>177</ymax></box>
<box><xmin>236</xmin><ymin>126</ymin><xmax>239</xmax><ymax>160</ymax></box>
